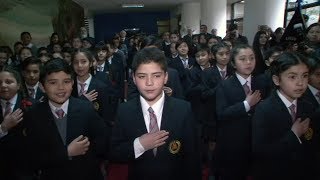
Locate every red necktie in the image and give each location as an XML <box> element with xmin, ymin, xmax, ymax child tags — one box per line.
<box><xmin>148</xmin><ymin>107</ymin><xmax>159</xmax><ymax>156</ymax></box>
<box><xmin>289</xmin><ymin>104</ymin><xmax>296</xmax><ymax>122</ymax></box>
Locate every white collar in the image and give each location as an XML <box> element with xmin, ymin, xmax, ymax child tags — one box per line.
<box><xmin>308</xmin><ymin>84</ymin><xmax>319</xmax><ymax>97</ymax></box>
<box><xmin>277</xmin><ymin>90</ymin><xmax>297</xmax><ymax>108</ymax></box>
<box><xmin>1</xmin><ymin>93</ymin><xmax>18</xmax><ymax>108</ymax></box>
<box><xmin>236</xmin><ymin>72</ymin><xmax>251</xmax><ymax>86</ymax></box>
<box><xmin>49</xmin><ymin>99</ymin><xmax>69</xmax><ymax>118</ymax></box>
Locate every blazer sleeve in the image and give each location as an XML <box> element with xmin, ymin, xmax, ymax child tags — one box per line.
<box><xmin>215</xmin><ymin>83</ymin><xmax>248</xmax><ymax>121</ymax></box>
<box><xmin>109</xmin><ymin>106</ymin><xmax>135</xmax><ymax>162</ymax></box>
<box><xmin>252</xmin><ymin>103</ymin><xmax>301</xmax><ymax>160</ymax></box>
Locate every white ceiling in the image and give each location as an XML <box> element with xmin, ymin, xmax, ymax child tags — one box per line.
<box><xmin>73</xmin><ymin>0</ymin><xmax>241</xmax><ymax>14</ymax></box>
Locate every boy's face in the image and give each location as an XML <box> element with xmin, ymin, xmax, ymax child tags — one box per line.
<box><xmin>215</xmin><ymin>47</ymin><xmax>230</xmax><ymax>67</ymax></box>
<box><xmin>233</xmin><ymin>48</ymin><xmax>255</xmax><ymax>79</ymax></box>
<box><xmin>273</xmin><ymin>63</ymin><xmax>309</xmax><ymax>102</ymax></box>
<box><xmin>266</xmin><ymin>51</ymin><xmax>282</xmax><ymax>66</ymax></box>
<box><xmin>20</xmin><ymin>49</ymin><xmax>32</xmax><ymax>61</ymax></box>
<box><xmin>97</xmin><ymin>50</ymin><xmax>107</xmax><ymax>61</ymax></box>
<box><xmin>195</xmin><ymin>50</ymin><xmax>210</xmax><ymax>68</ymax></box>
<box><xmin>309</xmin><ymin>68</ymin><xmax>320</xmax><ymax>90</ymax></box>
<box><xmin>53</xmin><ymin>44</ymin><xmax>62</xmax><ymax>52</ymax></box>
<box><xmin>177</xmin><ymin>42</ymin><xmax>189</xmax><ymax>57</ymax></box>
<box><xmin>63</xmin><ymin>52</ymin><xmax>72</xmax><ymax>64</ymax></box>
<box><xmin>72</xmin><ymin>38</ymin><xmax>82</xmax><ymax>49</ymax></box>
<box><xmin>42</xmin><ymin>71</ymin><xmax>74</xmax><ymax>107</ymax></box>
<box><xmin>0</xmin><ymin>52</ymin><xmax>8</xmax><ymax>66</ymax></box>
<box><xmin>21</xmin><ymin>34</ymin><xmax>32</xmax><ymax>45</ymax></box>
<box><xmin>133</xmin><ymin>62</ymin><xmax>168</xmax><ymax>106</ymax></box>
<box><xmin>23</xmin><ymin>64</ymin><xmax>40</xmax><ymax>86</ymax></box>
<box><xmin>0</xmin><ymin>72</ymin><xmax>20</xmax><ymax>101</ymax></box>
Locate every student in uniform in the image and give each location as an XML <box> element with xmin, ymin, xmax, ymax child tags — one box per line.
<box><xmin>21</xmin><ymin>57</ymin><xmax>45</xmax><ymax>101</ymax></box>
<box><xmin>0</xmin><ymin>67</ymin><xmax>33</xmax><ymax>179</ymax></box>
<box><xmin>301</xmin><ymin>54</ymin><xmax>320</xmax><ymax>108</ymax></box>
<box><xmin>110</xmin><ymin>47</ymin><xmax>201</xmax><ymax>180</ymax></box>
<box><xmin>71</xmin><ymin>49</ymin><xmax>113</xmax><ymax>126</ymax></box>
<box><xmin>252</xmin><ymin>52</ymin><xmax>318</xmax><ymax>180</ymax></box>
<box><xmin>215</xmin><ymin>44</ymin><xmax>266</xmax><ymax>180</ymax></box>
<box><xmin>24</xmin><ymin>59</ymin><xmax>108</xmax><ymax>180</ymax></box>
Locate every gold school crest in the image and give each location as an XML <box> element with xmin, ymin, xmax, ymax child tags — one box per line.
<box><xmin>169</xmin><ymin>140</ymin><xmax>181</xmax><ymax>154</ymax></box>
<box><xmin>93</xmin><ymin>102</ymin><xmax>100</xmax><ymax>111</ymax></box>
<box><xmin>304</xmin><ymin>128</ymin><xmax>313</xmax><ymax>141</ymax></box>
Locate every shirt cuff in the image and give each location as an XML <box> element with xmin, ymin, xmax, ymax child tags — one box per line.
<box><xmin>134</xmin><ymin>137</ymin><xmax>145</xmax><ymax>158</ymax></box>
<box><xmin>0</xmin><ymin>131</ymin><xmax>8</xmax><ymax>139</ymax></box>
<box><xmin>292</xmin><ymin>130</ymin><xmax>302</xmax><ymax>144</ymax></box>
<box><xmin>243</xmin><ymin>100</ymin><xmax>250</xmax><ymax>112</ymax></box>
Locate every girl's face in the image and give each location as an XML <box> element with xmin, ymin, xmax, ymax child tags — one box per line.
<box><xmin>20</xmin><ymin>49</ymin><xmax>32</xmax><ymax>61</ymax></box>
<box><xmin>273</xmin><ymin>63</ymin><xmax>309</xmax><ymax>102</ymax></box>
<box><xmin>177</xmin><ymin>42</ymin><xmax>189</xmax><ymax>57</ymax></box>
<box><xmin>73</xmin><ymin>52</ymin><xmax>92</xmax><ymax>78</ymax></box>
<box><xmin>0</xmin><ymin>72</ymin><xmax>20</xmax><ymax>100</ymax></box>
<box><xmin>233</xmin><ymin>48</ymin><xmax>255</xmax><ymax>78</ymax></box>
<box><xmin>208</xmin><ymin>38</ymin><xmax>219</xmax><ymax>48</ymax></box>
<box><xmin>309</xmin><ymin>68</ymin><xmax>320</xmax><ymax>90</ymax></box>
<box><xmin>307</xmin><ymin>25</ymin><xmax>320</xmax><ymax>43</ymax></box>
<box><xmin>195</xmin><ymin>50</ymin><xmax>210</xmax><ymax>68</ymax></box>
<box><xmin>215</xmin><ymin>47</ymin><xmax>230</xmax><ymax>67</ymax></box>
<box><xmin>199</xmin><ymin>35</ymin><xmax>207</xmax><ymax>44</ymax></box>
<box><xmin>259</xmin><ymin>34</ymin><xmax>268</xmax><ymax>46</ymax></box>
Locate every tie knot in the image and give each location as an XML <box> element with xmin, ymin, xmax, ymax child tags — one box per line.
<box><xmin>28</xmin><ymin>88</ymin><xmax>35</xmax><ymax>92</ymax></box>
<box><xmin>289</xmin><ymin>104</ymin><xmax>296</xmax><ymax>111</ymax></box>
<box><xmin>80</xmin><ymin>83</ymin><xmax>86</xmax><ymax>88</ymax></box>
<box><xmin>6</xmin><ymin>101</ymin><xmax>11</xmax><ymax>106</ymax></box>
<box><xmin>148</xmin><ymin>107</ymin><xmax>154</xmax><ymax>114</ymax></box>
<box><xmin>55</xmin><ymin>108</ymin><xmax>65</xmax><ymax>119</ymax></box>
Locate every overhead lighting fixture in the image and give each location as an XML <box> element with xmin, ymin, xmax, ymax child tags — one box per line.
<box><xmin>121</xmin><ymin>4</ymin><xmax>144</xmax><ymax>8</ymax></box>
<box><xmin>240</xmin><ymin>0</ymin><xmax>245</xmax><ymax>3</ymax></box>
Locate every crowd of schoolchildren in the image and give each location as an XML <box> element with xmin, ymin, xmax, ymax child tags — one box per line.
<box><xmin>0</xmin><ymin>22</ymin><xmax>319</xmax><ymax>180</ymax></box>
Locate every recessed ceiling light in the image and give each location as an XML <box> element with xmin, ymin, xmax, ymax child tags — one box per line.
<box><xmin>121</xmin><ymin>4</ymin><xmax>144</xmax><ymax>8</ymax></box>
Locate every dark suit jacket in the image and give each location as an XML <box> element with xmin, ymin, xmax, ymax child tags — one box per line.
<box><xmin>0</xmin><ymin>94</ymin><xmax>34</xmax><ymax>179</ymax></box>
<box><xmin>252</xmin><ymin>91</ymin><xmax>318</xmax><ymax>180</ymax></box>
<box><xmin>214</xmin><ymin>75</ymin><xmax>266</xmax><ymax>174</ymax></box>
<box><xmin>72</xmin><ymin>77</ymin><xmax>113</xmax><ymax>125</ymax></box>
<box><xmin>301</xmin><ymin>87</ymin><xmax>319</xmax><ymax>109</ymax></box>
<box><xmin>168</xmin><ymin>56</ymin><xmax>196</xmax><ymax>93</ymax></box>
<box><xmin>110</xmin><ymin>96</ymin><xmax>201</xmax><ymax>180</ymax></box>
<box><xmin>24</xmin><ymin>97</ymin><xmax>108</xmax><ymax>180</ymax></box>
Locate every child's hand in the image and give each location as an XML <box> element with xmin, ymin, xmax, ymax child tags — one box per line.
<box><xmin>83</xmin><ymin>90</ymin><xmax>98</xmax><ymax>102</ymax></box>
<box><xmin>67</xmin><ymin>135</ymin><xmax>90</xmax><ymax>157</ymax></box>
<box><xmin>245</xmin><ymin>90</ymin><xmax>261</xmax><ymax>107</ymax></box>
<box><xmin>291</xmin><ymin>118</ymin><xmax>310</xmax><ymax>137</ymax></box>
<box><xmin>139</xmin><ymin>130</ymin><xmax>169</xmax><ymax>151</ymax></box>
<box><xmin>1</xmin><ymin>109</ymin><xmax>23</xmax><ymax>132</ymax></box>
<box><xmin>163</xmin><ymin>86</ymin><xmax>173</xmax><ymax>96</ymax></box>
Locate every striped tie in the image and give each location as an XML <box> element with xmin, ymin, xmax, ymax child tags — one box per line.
<box><xmin>289</xmin><ymin>104</ymin><xmax>296</xmax><ymax>122</ymax></box>
<box><xmin>79</xmin><ymin>83</ymin><xmax>86</xmax><ymax>96</ymax></box>
<box><xmin>243</xmin><ymin>81</ymin><xmax>251</xmax><ymax>95</ymax></box>
<box><xmin>4</xmin><ymin>101</ymin><xmax>12</xmax><ymax>117</ymax></box>
<box><xmin>148</xmin><ymin>107</ymin><xmax>159</xmax><ymax>156</ymax></box>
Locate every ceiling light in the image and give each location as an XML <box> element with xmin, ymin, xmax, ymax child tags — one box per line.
<box><xmin>121</xmin><ymin>4</ymin><xmax>144</xmax><ymax>8</ymax></box>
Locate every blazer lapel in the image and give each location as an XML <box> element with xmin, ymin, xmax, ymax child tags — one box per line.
<box><xmin>271</xmin><ymin>91</ymin><xmax>293</xmax><ymax>125</ymax></box>
<box><xmin>135</xmin><ymin>98</ymin><xmax>148</xmax><ymax>135</ymax></box>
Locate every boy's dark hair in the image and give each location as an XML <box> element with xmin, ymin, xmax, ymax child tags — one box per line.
<box><xmin>264</xmin><ymin>46</ymin><xmax>283</xmax><ymax>61</ymax></box>
<box><xmin>14</xmin><ymin>41</ymin><xmax>23</xmax><ymax>48</ymax></box>
<box><xmin>140</xmin><ymin>35</ymin><xmax>163</xmax><ymax>50</ymax></box>
<box><xmin>62</xmin><ymin>47</ymin><xmax>73</xmax><ymax>54</ymax></box>
<box><xmin>0</xmin><ymin>47</ymin><xmax>9</xmax><ymax>57</ymax></box>
<box><xmin>307</xmin><ymin>54</ymin><xmax>320</xmax><ymax>74</ymax></box>
<box><xmin>132</xmin><ymin>47</ymin><xmax>167</xmax><ymax>73</ymax></box>
<box><xmin>19</xmin><ymin>47</ymin><xmax>32</xmax><ymax>55</ymax></box>
<box><xmin>211</xmin><ymin>42</ymin><xmax>230</xmax><ymax>57</ymax></box>
<box><xmin>40</xmin><ymin>58</ymin><xmax>73</xmax><ymax>85</ymax></box>
<box><xmin>306</xmin><ymin>23</ymin><xmax>320</xmax><ymax>34</ymax></box>
<box><xmin>270</xmin><ymin>52</ymin><xmax>309</xmax><ymax>77</ymax></box>
<box><xmin>175</xmin><ymin>39</ymin><xmax>189</xmax><ymax>50</ymax></box>
<box><xmin>196</xmin><ymin>44</ymin><xmax>211</xmax><ymax>55</ymax></box>
<box><xmin>37</xmin><ymin>47</ymin><xmax>48</xmax><ymax>57</ymax></box>
<box><xmin>21</xmin><ymin>56</ymin><xmax>42</xmax><ymax>71</ymax></box>
<box><xmin>20</xmin><ymin>32</ymin><xmax>31</xmax><ymax>38</ymax></box>
<box><xmin>2</xmin><ymin>66</ymin><xmax>22</xmax><ymax>85</ymax></box>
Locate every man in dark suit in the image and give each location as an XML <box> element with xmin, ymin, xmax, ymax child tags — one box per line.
<box><xmin>24</xmin><ymin>59</ymin><xmax>108</xmax><ymax>180</ymax></box>
<box><xmin>110</xmin><ymin>47</ymin><xmax>201</xmax><ymax>180</ymax></box>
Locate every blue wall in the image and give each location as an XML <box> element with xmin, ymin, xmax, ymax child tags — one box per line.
<box><xmin>94</xmin><ymin>11</ymin><xmax>170</xmax><ymax>42</ymax></box>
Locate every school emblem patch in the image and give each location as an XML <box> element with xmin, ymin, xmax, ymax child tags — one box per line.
<box><xmin>93</xmin><ymin>102</ymin><xmax>100</xmax><ymax>111</ymax></box>
<box><xmin>169</xmin><ymin>140</ymin><xmax>181</xmax><ymax>154</ymax></box>
<box><xmin>304</xmin><ymin>127</ymin><xmax>313</xmax><ymax>141</ymax></box>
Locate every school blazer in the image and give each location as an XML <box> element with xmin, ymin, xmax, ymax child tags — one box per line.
<box><xmin>110</xmin><ymin>96</ymin><xmax>201</xmax><ymax>180</ymax></box>
<box><xmin>215</xmin><ymin>75</ymin><xmax>266</xmax><ymax>166</ymax></box>
<box><xmin>252</xmin><ymin>91</ymin><xmax>318</xmax><ymax>180</ymax></box>
<box><xmin>72</xmin><ymin>77</ymin><xmax>112</xmax><ymax>126</ymax></box>
<box><xmin>301</xmin><ymin>87</ymin><xmax>319</xmax><ymax>109</ymax></box>
<box><xmin>24</xmin><ymin>97</ymin><xmax>108</xmax><ymax>180</ymax></box>
<box><xmin>0</xmin><ymin>94</ymin><xmax>34</xmax><ymax>179</ymax></box>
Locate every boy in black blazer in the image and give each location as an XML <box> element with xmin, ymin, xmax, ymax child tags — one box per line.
<box><xmin>24</xmin><ymin>59</ymin><xmax>108</xmax><ymax>180</ymax></box>
<box><xmin>110</xmin><ymin>47</ymin><xmax>201</xmax><ymax>180</ymax></box>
